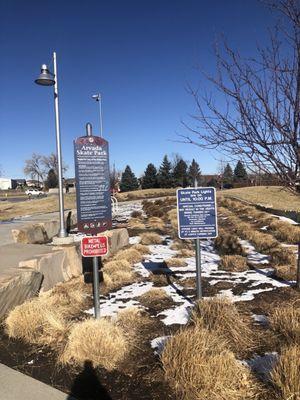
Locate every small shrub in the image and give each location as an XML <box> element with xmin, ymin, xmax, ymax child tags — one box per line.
<box><xmin>269</xmin><ymin>246</ymin><xmax>296</xmax><ymax>266</ymax></box>
<box><xmin>140</xmin><ymin>232</ymin><xmax>163</xmax><ymax>245</ymax></box>
<box><xmin>161</xmin><ymin>325</ymin><xmax>259</xmax><ymax>400</ymax></box>
<box><xmin>192</xmin><ymin>297</ymin><xmax>254</xmax><ymax>356</ymax></box>
<box><xmin>269</xmin><ymin>302</ymin><xmax>300</xmax><ymax>343</ymax></box>
<box><xmin>271</xmin><ymin>344</ymin><xmax>300</xmax><ymax>400</ymax></box>
<box><xmin>138</xmin><ymin>288</ymin><xmax>172</xmax><ymax>308</ymax></box>
<box><xmin>132</xmin><ymin>243</ymin><xmax>150</xmax><ymax>254</ymax></box>
<box><xmin>103</xmin><ymin>259</ymin><xmax>132</xmax><ymax>274</ymax></box>
<box><xmin>115</xmin><ymin>307</ymin><xmax>150</xmax><ymax>341</ymax></box>
<box><xmin>273</xmin><ymin>264</ymin><xmax>296</xmax><ymax>281</ymax></box>
<box><xmin>5</xmin><ymin>298</ymin><xmax>68</xmax><ymax>347</ymax></box>
<box><xmin>131</xmin><ymin>210</ymin><xmax>143</xmax><ymax>218</ymax></box>
<box><xmin>214</xmin><ymin>232</ymin><xmax>245</xmax><ymax>256</ymax></box>
<box><xmin>165</xmin><ymin>257</ymin><xmax>188</xmax><ymax>268</ymax></box>
<box><xmin>127</xmin><ymin>218</ymin><xmax>146</xmax><ymax>230</ymax></box>
<box><xmin>248</xmin><ymin>231</ymin><xmax>278</xmax><ymax>252</ymax></box>
<box><xmin>103</xmin><ymin>270</ymin><xmax>135</xmax><ymax>291</ymax></box>
<box><xmin>114</xmin><ymin>248</ymin><xmax>143</xmax><ymax>264</ymax></box>
<box><xmin>220</xmin><ymin>255</ymin><xmax>248</xmax><ymax>272</ymax></box>
<box><xmin>269</xmin><ymin>220</ymin><xmax>300</xmax><ymax>244</ymax></box>
<box><xmin>61</xmin><ymin>319</ymin><xmax>127</xmax><ymax>370</ymax></box>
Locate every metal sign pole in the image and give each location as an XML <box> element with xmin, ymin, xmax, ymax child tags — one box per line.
<box><xmin>297</xmin><ymin>243</ymin><xmax>300</xmax><ymax>290</ymax></box>
<box><xmin>93</xmin><ymin>256</ymin><xmax>100</xmax><ymax>319</ymax></box>
<box><xmin>194</xmin><ymin>178</ymin><xmax>202</xmax><ymax>300</ymax></box>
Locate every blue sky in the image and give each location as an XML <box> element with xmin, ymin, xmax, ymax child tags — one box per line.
<box><xmin>0</xmin><ymin>0</ymin><xmax>276</xmax><ymax>179</ymax></box>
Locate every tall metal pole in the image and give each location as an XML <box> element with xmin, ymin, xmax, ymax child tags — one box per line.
<box><xmin>98</xmin><ymin>95</ymin><xmax>103</xmax><ymax>138</ymax></box>
<box><xmin>297</xmin><ymin>243</ymin><xmax>300</xmax><ymax>290</ymax></box>
<box><xmin>194</xmin><ymin>177</ymin><xmax>202</xmax><ymax>300</ymax></box>
<box><xmin>53</xmin><ymin>52</ymin><xmax>67</xmax><ymax>238</ymax></box>
<box><xmin>86</xmin><ymin>122</ymin><xmax>100</xmax><ymax>318</ymax></box>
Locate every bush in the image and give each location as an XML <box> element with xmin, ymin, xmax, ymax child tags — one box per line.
<box><xmin>214</xmin><ymin>231</ymin><xmax>245</xmax><ymax>256</ymax></box>
<box><xmin>161</xmin><ymin>325</ymin><xmax>259</xmax><ymax>400</ymax></box>
<box><xmin>268</xmin><ymin>302</ymin><xmax>300</xmax><ymax>343</ymax></box>
<box><xmin>220</xmin><ymin>255</ymin><xmax>248</xmax><ymax>272</ymax></box>
<box><xmin>61</xmin><ymin>319</ymin><xmax>127</xmax><ymax>370</ymax></box>
<box><xmin>140</xmin><ymin>232</ymin><xmax>163</xmax><ymax>245</ymax></box>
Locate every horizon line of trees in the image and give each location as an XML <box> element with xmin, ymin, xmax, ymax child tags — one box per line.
<box><xmin>119</xmin><ymin>155</ymin><xmax>248</xmax><ymax>192</ymax></box>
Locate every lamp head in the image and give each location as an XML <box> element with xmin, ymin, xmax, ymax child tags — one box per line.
<box><xmin>92</xmin><ymin>94</ymin><xmax>100</xmax><ymax>101</ymax></box>
<box><xmin>35</xmin><ymin>64</ymin><xmax>55</xmax><ymax>86</ymax></box>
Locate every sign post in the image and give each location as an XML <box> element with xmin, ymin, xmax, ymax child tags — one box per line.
<box><xmin>74</xmin><ymin>123</ymin><xmax>112</xmax><ymax>319</ymax></box>
<box><xmin>177</xmin><ymin>185</ymin><xmax>218</xmax><ymax>300</ymax></box>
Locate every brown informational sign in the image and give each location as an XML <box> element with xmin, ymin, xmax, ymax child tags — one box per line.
<box><xmin>74</xmin><ymin>135</ymin><xmax>112</xmax><ymax>235</ymax></box>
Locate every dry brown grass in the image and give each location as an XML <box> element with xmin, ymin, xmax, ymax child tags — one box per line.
<box><xmin>270</xmin><ymin>344</ymin><xmax>300</xmax><ymax>400</ymax></box>
<box><xmin>165</xmin><ymin>257</ymin><xmax>188</xmax><ymax>268</ymax></box>
<box><xmin>138</xmin><ymin>288</ymin><xmax>172</xmax><ymax>308</ymax></box>
<box><xmin>130</xmin><ymin>210</ymin><xmax>143</xmax><ymax>218</ymax></box>
<box><xmin>132</xmin><ymin>243</ymin><xmax>150</xmax><ymax>254</ymax></box>
<box><xmin>220</xmin><ymin>186</ymin><xmax>300</xmax><ymax>211</ymax></box>
<box><xmin>102</xmin><ymin>259</ymin><xmax>132</xmax><ymax>274</ymax></box>
<box><xmin>140</xmin><ymin>232</ymin><xmax>163</xmax><ymax>245</ymax></box>
<box><xmin>170</xmin><ymin>239</ymin><xmax>194</xmax><ymax>251</ymax></box>
<box><xmin>192</xmin><ymin>297</ymin><xmax>254</xmax><ymax>356</ymax></box>
<box><xmin>147</xmin><ymin>217</ymin><xmax>165</xmax><ymax>232</ymax></box>
<box><xmin>214</xmin><ymin>231</ymin><xmax>245</xmax><ymax>256</ymax></box>
<box><xmin>0</xmin><ymin>193</ymin><xmax>76</xmax><ymax>221</ymax></box>
<box><xmin>273</xmin><ymin>264</ymin><xmax>296</xmax><ymax>281</ymax></box>
<box><xmin>116</xmin><ymin>188</ymin><xmax>176</xmax><ymax>202</ymax></box>
<box><xmin>103</xmin><ymin>270</ymin><xmax>135</xmax><ymax>291</ymax></box>
<box><xmin>177</xmin><ymin>248</ymin><xmax>195</xmax><ymax>257</ymax></box>
<box><xmin>5</xmin><ymin>298</ymin><xmax>69</xmax><ymax>347</ymax></box>
<box><xmin>269</xmin><ymin>246</ymin><xmax>296</xmax><ymax>266</ymax></box>
<box><xmin>268</xmin><ymin>302</ymin><xmax>300</xmax><ymax>343</ymax></box>
<box><xmin>161</xmin><ymin>324</ymin><xmax>259</xmax><ymax>400</ymax></box>
<box><xmin>61</xmin><ymin>318</ymin><xmax>127</xmax><ymax>370</ymax></box>
<box><xmin>127</xmin><ymin>218</ymin><xmax>146</xmax><ymax>230</ymax></box>
<box><xmin>269</xmin><ymin>220</ymin><xmax>300</xmax><ymax>244</ymax></box>
<box><xmin>148</xmin><ymin>273</ymin><xmax>168</xmax><ymax>286</ymax></box>
<box><xmin>220</xmin><ymin>255</ymin><xmax>248</xmax><ymax>272</ymax></box>
<box><xmin>115</xmin><ymin>307</ymin><xmax>150</xmax><ymax>341</ymax></box>
<box><xmin>114</xmin><ymin>248</ymin><xmax>143</xmax><ymax>264</ymax></box>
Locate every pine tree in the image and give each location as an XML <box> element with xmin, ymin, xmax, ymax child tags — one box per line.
<box><xmin>173</xmin><ymin>159</ymin><xmax>188</xmax><ymax>187</ymax></box>
<box><xmin>223</xmin><ymin>163</ymin><xmax>233</xmax><ymax>187</ymax></box>
<box><xmin>188</xmin><ymin>159</ymin><xmax>202</xmax><ymax>186</ymax></box>
<box><xmin>120</xmin><ymin>165</ymin><xmax>139</xmax><ymax>192</ymax></box>
<box><xmin>142</xmin><ymin>163</ymin><xmax>158</xmax><ymax>189</ymax></box>
<box><xmin>234</xmin><ymin>161</ymin><xmax>248</xmax><ymax>181</ymax></box>
<box><xmin>158</xmin><ymin>155</ymin><xmax>173</xmax><ymax>188</ymax></box>
<box><xmin>45</xmin><ymin>168</ymin><xmax>58</xmax><ymax>188</ymax></box>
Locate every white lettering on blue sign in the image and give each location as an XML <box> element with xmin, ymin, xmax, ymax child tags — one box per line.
<box><xmin>177</xmin><ymin>187</ymin><xmax>218</xmax><ymax>239</ymax></box>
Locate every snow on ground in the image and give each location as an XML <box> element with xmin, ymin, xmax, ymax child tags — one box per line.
<box><xmin>151</xmin><ymin>336</ymin><xmax>171</xmax><ymax>355</ymax></box>
<box><xmin>86</xmin><ymin>281</ymin><xmax>153</xmax><ymax>317</ymax></box>
<box><xmin>275</xmin><ymin>215</ymin><xmax>298</xmax><ymax>225</ymax></box>
<box><xmin>86</xmin><ymin>200</ymin><xmax>291</xmax><ymax>324</ymax></box>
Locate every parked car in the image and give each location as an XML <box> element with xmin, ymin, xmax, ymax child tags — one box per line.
<box><xmin>25</xmin><ymin>188</ymin><xmax>46</xmax><ymax>198</ymax></box>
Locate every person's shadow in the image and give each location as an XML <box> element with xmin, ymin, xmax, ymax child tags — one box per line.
<box><xmin>67</xmin><ymin>360</ymin><xmax>112</xmax><ymax>400</ymax></box>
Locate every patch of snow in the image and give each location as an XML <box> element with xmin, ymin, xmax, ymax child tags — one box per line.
<box><xmin>275</xmin><ymin>215</ymin><xmax>298</xmax><ymax>225</ymax></box>
<box><xmin>158</xmin><ymin>303</ymin><xmax>192</xmax><ymax>325</ymax></box>
<box><xmin>252</xmin><ymin>314</ymin><xmax>268</xmax><ymax>324</ymax></box>
<box><xmin>129</xmin><ymin>236</ymin><xmax>141</xmax><ymax>245</ymax></box>
<box><xmin>150</xmin><ymin>336</ymin><xmax>171</xmax><ymax>355</ymax></box>
<box><xmin>239</xmin><ymin>240</ymin><xmax>269</xmax><ymax>264</ymax></box>
<box><xmin>27</xmin><ymin>360</ymin><xmax>34</xmax><ymax>365</ymax></box>
<box><xmin>86</xmin><ymin>281</ymin><xmax>153</xmax><ymax>317</ymax></box>
<box><xmin>260</xmin><ymin>226</ymin><xmax>268</xmax><ymax>231</ymax></box>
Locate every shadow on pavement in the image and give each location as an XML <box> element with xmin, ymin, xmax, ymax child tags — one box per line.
<box><xmin>67</xmin><ymin>360</ymin><xmax>112</xmax><ymax>400</ymax></box>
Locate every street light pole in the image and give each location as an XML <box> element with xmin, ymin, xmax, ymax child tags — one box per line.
<box><xmin>92</xmin><ymin>93</ymin><xmax>103</xmax><ymax>137</ymax></box>
<box><xmin>53</xmin><ymin>52</ymin><xmax>67</xmax><ymax>238</ymax></box>
<box><xmin>35</xmin><ymin>51</ymin><xmax>68</xmax><ymax>238</ymax></box>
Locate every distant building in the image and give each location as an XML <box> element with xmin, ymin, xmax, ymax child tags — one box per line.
<box><xmin>26</xmin><ymin>179</ymin><xmax>43</xmax><ymax>188</ymax></box>
<box><xmin>0</xmin><ymin>178</ymin><xmax>17</xmax><ymax>190</ymax></box>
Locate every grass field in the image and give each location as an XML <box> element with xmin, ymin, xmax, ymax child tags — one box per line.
<box><xmin>0</xmin><ymin>194</ymin><xmax>76</xmax><ymax>221</ymax></box>
<box><xmin>221</xmin><ymin>186</ymin><xmax>300</xmax><ymax>211</ymax></box>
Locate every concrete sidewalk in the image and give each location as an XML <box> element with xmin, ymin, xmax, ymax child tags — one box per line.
<box><xmin>0</xmin><ymin>363</ymin><xmax>76</xmax><ymax>400</ymax></box>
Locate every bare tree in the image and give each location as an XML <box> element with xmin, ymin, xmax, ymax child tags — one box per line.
<box><xmin>24</xmin><ymin>153</ymin><xmax>46</xmax><ymax>183</ymax></box>
<box><xmin>41</xmin><ymin>152</ymin><xmax>68</xmax><ymax>175</ymax></box>
<box><xmin>180</xmin><ymin>0</ymin><xmax>300</xmax><ymax>191</ymax></box>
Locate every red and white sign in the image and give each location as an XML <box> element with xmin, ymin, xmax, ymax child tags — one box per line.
<box><xmin>81</xmin><ymin>236</ymin><xmax>108</xmax><ymax>257</ymax></box>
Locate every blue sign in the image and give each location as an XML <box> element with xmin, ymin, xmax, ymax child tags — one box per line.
<box><xmin>177</xmin><ymin>187</ymin><xmax>218</xmax><ymax>239</ymax></box>
<box><xmin>74</xmin><ymin>135</ymin><xmax>112</xmax><ymax>235</ymax></box>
